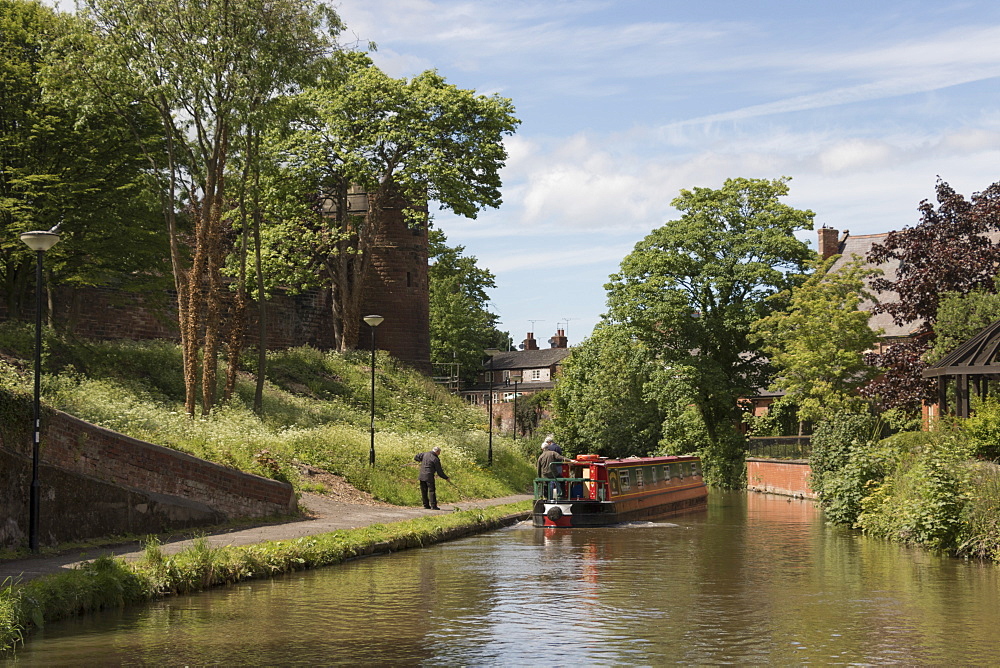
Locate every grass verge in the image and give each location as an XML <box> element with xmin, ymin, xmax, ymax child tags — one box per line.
<box><xmin>0</xmin><ymin>501</ymin><xmax>531</xmax><ymax>652</ymax></box>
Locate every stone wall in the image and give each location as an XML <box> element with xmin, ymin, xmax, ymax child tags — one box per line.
<box><xmin>0</xmin><ymin>408</ymin><xmax>295</xmax><ymax>550</ymax></box>
<box><xmin>746</xmin><ymin>458</ymin><xmax>815</xmax><ymax>498</ymax></box>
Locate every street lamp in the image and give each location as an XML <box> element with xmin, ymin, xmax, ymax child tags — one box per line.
<box><xmin>363</xmin><ymin>315</ymin><xmax>384</xmax><ymax>467</ymax></box>
<box><xmin>506</xmin><ymin>371</ymin><xmax>522</xmax><ymax>441</ymax></box>
<box><xmin>484</xmin><ymin>348</ymin><xmax>500</xmax><ymax>466</ymax></box>
<box><xmin>20</xmin><ymin>228</ymin><xmax>60</xmax><ymax>552</ymax></box>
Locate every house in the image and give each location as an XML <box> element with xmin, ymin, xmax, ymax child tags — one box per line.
<box><xmin>461</xmin><ymin>329</ymin><xmax>572</xmax><ymax>406</ymax></box>
<box><xmin>818</xmin><ymin>226</ymin><xmax>917</xmax><ymax>349</ymax></box>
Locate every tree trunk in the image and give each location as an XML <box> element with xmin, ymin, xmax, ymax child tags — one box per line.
<box><xmin>253</xmin><ymin>210</ymin><xmax>267</xmax><ymax>415</ymax></box>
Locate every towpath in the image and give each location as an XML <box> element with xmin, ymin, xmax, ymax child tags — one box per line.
<box><xmin>0</xmin><ymin>492</ymin><xmax>532</xmax><ymax>584</ymax></box>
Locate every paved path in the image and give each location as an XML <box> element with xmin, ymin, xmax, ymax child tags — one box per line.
<box><xmin>0</xmin><ymin>493</ymin><xmax>533</xmax><ymax>584</ymax></box>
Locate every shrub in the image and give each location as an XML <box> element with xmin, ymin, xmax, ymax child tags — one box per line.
<box><xmin>961</xmin><ymin>395</ymin><xmax>1000</xmax><ymax>460</ymax></box>
<box><xmin>856</xmin><ymin>429</ymin><xmax>972</xmax><ymax>550</ymax></box>
<box><xmin>957</xmin><ymin>461</ymin><xmax>1000</xmax><ymax>560</ymax></box>
<box><xmin>809</xmin><ymin>412</ymin><xmax>883</xmax><ymax>499</ymax></box>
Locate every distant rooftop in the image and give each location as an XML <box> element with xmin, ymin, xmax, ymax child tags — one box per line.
<box><xmin>823</xmin><ymin>229</ymin><xmax>916</xmax><ymax>339</ymax></box>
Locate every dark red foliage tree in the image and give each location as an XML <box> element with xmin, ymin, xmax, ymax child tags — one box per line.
<box><xmin>862</xmin><ymin>180</ymin><xmax>1000</xmax><ymax>412</ymax></box>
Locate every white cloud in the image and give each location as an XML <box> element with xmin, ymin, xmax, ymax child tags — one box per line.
<box><xmin>818</xmin><ymin>140</ymin><xmax>896</xmax><ymax>174</ymax></box>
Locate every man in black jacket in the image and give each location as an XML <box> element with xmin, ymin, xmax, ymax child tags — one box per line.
<box><xmin>415</xmin><ymin>446</ymin><xmax>449</xmax><ymax>510</ymax></box>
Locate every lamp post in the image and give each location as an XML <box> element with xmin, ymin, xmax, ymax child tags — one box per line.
<box><xmin>363</xmin><ymin>315</ymin><xmax>384</xmax><ymax>466</ymax></box>
<box><xmin>20</xmin><ymin>229</ymin><xmax>60</xmax><ymax>552</ymax></box>
<box><xmin>484</xmin><ymin>349</ymin><xmax>500</xmax><ymax>466</ymax></box>
<box><xmin>507</xmin><ymin>372</ymin><xmax>522</xmax><ymax>441</ymax></box>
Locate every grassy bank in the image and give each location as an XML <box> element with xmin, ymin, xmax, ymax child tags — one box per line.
<box><xmin>0</xmin><ymin>323</ymin><xmax>537</xmax><ymax>506</ymax></box>
<box><xmin>0</xmin><ymin>501</ymin><xmax>531</xmax><ymax>651</ymax></box>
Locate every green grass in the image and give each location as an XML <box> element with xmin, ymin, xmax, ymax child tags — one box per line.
<box><xmin>0</xmin><ymin>322</ymin><xmax>534</xmax><ymax>503</ymax></box>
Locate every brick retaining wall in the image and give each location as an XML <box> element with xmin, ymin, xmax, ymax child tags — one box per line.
<box><xmin>0</xmin><ymin>408</ymin><xmax>295</xmax><ymax>549</ymax></box>
<box><xmin>746</xmin><ymin>458</ymin><xmax>815</xmax><ymax>498</ymax></box>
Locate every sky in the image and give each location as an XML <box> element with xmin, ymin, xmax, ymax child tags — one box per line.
<box><xmin>332</xmin><ymin>0</ymin><xmax>1000</xmax><ymax>347</ymax></box>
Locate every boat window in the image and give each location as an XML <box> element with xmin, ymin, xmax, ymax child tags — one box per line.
<box><xmin>636</xmin><ymin>468</ymin><xmax>644</xmax><ymax>488</ymax></box>
<box><xmin>620</xmin><ymin>469</ymin><xmax>631</xmax><ymax>491</ymax></box>
<box><xmin>663</xmin><ymin>465</ymin><xmax>672</xmax><ymax>480</ymax></box>
<box><xmin>678</xmin><ymin>465</ymin><xmax>685</xmax><ymax>479</ymax></box>
<box><xmin>650</xmin><ymin>466</ymin><xmax>657</xmax><ymax>484</ymax></box>
<box><xmin>691</xmin><ymin>462</ymin><xmax>701</xmax><ymax>476</ymax></box>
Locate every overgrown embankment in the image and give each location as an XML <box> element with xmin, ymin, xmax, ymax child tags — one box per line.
<box><xmin>0</xmin><ymin>323</ymin><xmax>536</xmax><ymax>508</ymax></box>
<box><xmin>0</xmin><ymin>502</ymin><xmax>531</xmax><ymax>651</ymax></box>
<box><xmin>810</xmin><ymin>411</ymin><xmax>1000</xmax><ymax>562</ymax></box>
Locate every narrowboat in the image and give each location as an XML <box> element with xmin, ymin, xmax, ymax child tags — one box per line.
<box><xmin>532</xmin><ymin>454</ymin><xmax>708</xmax><ymax>528</ymax></box>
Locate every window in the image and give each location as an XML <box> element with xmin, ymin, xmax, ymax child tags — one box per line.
<box><xmin>635</xmin><ymin>468</ymin><xmax>644</xmax><ymax>488</ymax></box>
<box><xmin>531</xmin><ymin>369</ymin><xmax>541</xmax><ymax>380</ymax></box>
<box><xmin>650</xmin><ymin>466</ymin><xmax>657</xmax><ymax>484</ymax></box>
<box><xmin>619</xmin><ymin>469</ymin><xmax>631</xmax><ymax>491</ymax></box>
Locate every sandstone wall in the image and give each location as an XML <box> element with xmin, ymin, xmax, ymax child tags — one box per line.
<box><xmin>0</xmin><ymin>408</ymin><xmax>295</xmax><ymax>550</ymax></box>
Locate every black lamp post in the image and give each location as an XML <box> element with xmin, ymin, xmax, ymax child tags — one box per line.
<box><xmin>363</xmin><ymin>315</ymin><xmax>384</xmax><ymax>466</ymax></box>
<box><xmin>484</xmin><ymin>349</ymin><xmax>500</xmax><ymax>466</ymax></box>
<box><xmin>20</xmin><ymin>228</ymin><xmax>60</xmax><ymax>552</ymax></box>
<box><xmin>507</xmin><ymin>372</ymin><xmax>522</xmax><ymax>441</ymax></box>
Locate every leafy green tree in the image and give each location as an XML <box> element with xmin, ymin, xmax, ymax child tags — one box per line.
<box><xmin>551</xmin><ymin>324</ymin><xmax>663</xmax><ymax>459</ymax></box>
<box><xmin>63</xmin><ymin>0</ymin><xmax>342</xmax><ymax>414</ymax></box>
<box><xmin>0</xmin><ymin>0</ymin><xmax>167</xmax><ymax>320</ymax></box>
<box><xmin>650</xmin><ymin>364</ymin><xmax>710</xmax><ymax>454</ymax></box>
<box><xmin>428</xmin><ymin>228</ymin><xmax>506</xmax><ymax>384</ymax></box>
<box><xmin>752</xmin><ymin>255</ymin><xmax>881</xmax><ymax>424</ymax></box>
<box><xmin>604</xmin><ymin>177</ymin><xmax>814</xmax><ymax>486</ymax></box>
<box><xmin>259</xmin><ymin>53</ymin><xmax>519</xmax><ymax>351</ymax></box>
<box><xmin>928</xmin><ymin>283</ymin><xmax>1000</xmax><ymax>364</ymax></box>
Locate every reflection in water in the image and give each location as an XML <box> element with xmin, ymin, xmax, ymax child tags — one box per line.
<box><xmin>9</xmin><ymin>492</ymin><xmax>1000</xmax><ymax>665</ymax></box>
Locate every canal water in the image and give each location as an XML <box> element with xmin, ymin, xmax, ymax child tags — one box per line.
<box><xmin>7</xmin><ymin>492</ymin><xmax>1000</xmax><ymax>665</ymax></box>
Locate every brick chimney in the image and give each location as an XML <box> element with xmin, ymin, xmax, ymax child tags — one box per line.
<box><xmin>548</xmin><ymin>328</ymin><xmax>568</xmax><ymax>349</ymax></box>
<box><xmin>521</xmin><ymin>332</ymin><xmax>539</xmax><ymax>351</ymax></box>
<box><xmin>818</xmin><ymin>226</ymin><xmax>840</xmax><ymax>260</ymax></box>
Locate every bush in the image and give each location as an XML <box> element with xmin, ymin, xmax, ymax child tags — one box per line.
<box><xmin>856</xmin><ymin>429</ymin><xmax>972</xmax><ymax>549</ymax></box>
<box><xmin>741</xmin><ymin>398</ymin><xmax>800</xmax><ymax>437</ymax></box>
<box><xmin>809</xmin><ymin>412</ymin><xmax>883</xmax><ymax>499</ymax></box>
<box><xmin>962</xmin><ymin>395</ymin><xmax>1000</xmax><ymax>460</ymax></box>
<box><xmin>957</xmin><ymin>462</ymin><xmax>1000</xmax><ymax>560</ymax></box>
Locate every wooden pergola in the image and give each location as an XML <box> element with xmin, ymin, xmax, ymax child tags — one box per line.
<box><xmin>922</xmin><ymin>319</ymin><xmax>1000</xmax><ymax>418</ymax></box>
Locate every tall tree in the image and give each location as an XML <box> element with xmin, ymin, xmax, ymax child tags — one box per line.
<box><xmin>752</xmin><ymin>255</ymin><xmax>881</xmax><ymax>424</ymax></box>
<box><xmin>1</xmin><ymin>0</ymin><xmax>167</xmax><ymax>321</ymax></box>
<box><xmin>604</xmin><ymin>177</ymin><xmax>814</xmax><ymax>486</ymax></box>
<box><xmin>63</xmin><ymin>0</ymin><xmax>342</xmax><ymax>414</ymax></box>
<box><xmin>428</xmin><ymin>228</ymin><xmax>506</xmax><ymax>384</ymax></box>
<box><xmin>260</xmin><ymin>53</ymin><xmax>519</xmax><ymax>351</ymax></box>
<box><xmin>863</xmin><ymin>180</ymin><xmax>1000</xmax><ymax>413</ymax></box>
<box><xmin>551</xmin><ymin>324</ymin><xmax>663</xmax><ymax>459</ymax></box>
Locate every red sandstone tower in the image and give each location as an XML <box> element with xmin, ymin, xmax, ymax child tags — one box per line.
<box><xmin>354</xmin><ymin>187</ymin><xmax>431</xmax><ymax>373</ymax></box>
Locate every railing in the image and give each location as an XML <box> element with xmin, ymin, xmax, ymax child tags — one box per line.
<box><xmin>533</xmin><ymin>477</ymin><xmax>607</xmax><ymax>502</ymax></box>
<box><xmin>746</xmin><ymin>436</ymin><xmax>812</xmax><ymax>459</ymax></box>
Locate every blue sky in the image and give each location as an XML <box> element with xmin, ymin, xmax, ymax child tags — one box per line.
<box><xmin>335</xmin><ymin>1</ymin><xmax>1000</xmax><ymax>347</ymax></box>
